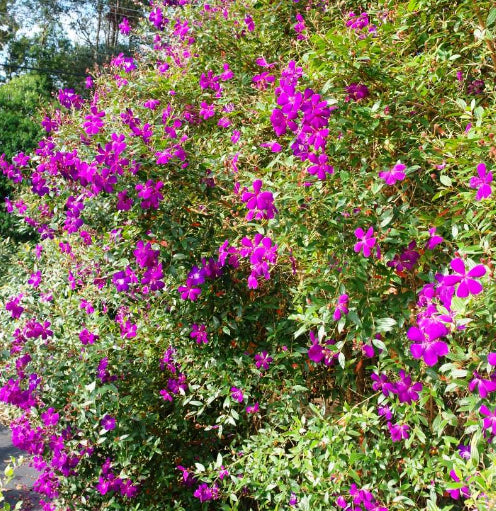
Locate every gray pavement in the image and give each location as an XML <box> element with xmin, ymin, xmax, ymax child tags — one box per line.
<box><xmin>0</xmin><ymin>426</ymin><xmax>41</xmax><ymax>510</ymax></box>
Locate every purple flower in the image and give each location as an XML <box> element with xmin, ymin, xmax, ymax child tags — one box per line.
<box><xmin>178</xmin><ymin>281</ymin><xmax>201</xmax><ymax>301</ymax></box>
<box><xmin>379</xmin><ymin>162</ymin><xmax>406</xmax><ymax>185</ymax></box>
<box><xmin>426</xmin><ymin>227</ymin><xmax>443</xmax><ymax>250</ymax></box>
<box><xmin>194</xmin><ymin>483</ymin><xmax>219</xmax><ymax>502</ymax></box>
<box><xmin>308</xmin><ymin>333</ymin><xmax>339</xmax><ymax>366</ymax></box>
<box><xmin>252</xmin><ymin>71</ymin><xmax>275</xmax><ymax>90</ymax></box>
<box><xmin>199</xmin><ymin>102</ymin><xmax>215</xmax><ymax>120</ymax></box>
<box><xmin>488</xmin><ymin>352</ymin><xmax>496</xmax><ymax>366</ymax></box>
<box><xmin>307</xmin><ymin>153</ymin><xmax>334</xmax><ymax>180</ymax></box>
<box><xmin>378</xmin><ymin>406</ymin><xmax>393</xmax><ymax>420</ymax></box>
<box><xmin>480</xmin><ymin>405</ymin><xmax>496</xmax><ymax>435</ymax></box>
<box><xmin>5</xmin><ymin>295</ymin><xmax>24</xmax><ymax>319</ymax></box>
<box><xmin>41</xmin><ymin>408</ymin><xmax>59</xmax><ymax>427</ymax></box>
<box><xmin>447</xmin><ymin>470</ymin><xmax>470</xmax><ymax>500</ymax></box>
<box><xmin>119</xmin><ymin>17</ymin><xmax>131</xmax><ymax>35</ymax></box>
<box><xmin>469</xmin><ymin>372</ymin><xmax>496</xmax><ymax>398</ymax></box>
<box><xmin>254</xmin><ymin>351</ymin><xmax>273</xmax><ymax>370</ymax></box>
<box><xmin>230</xmin><ymin>387</ymin><xmax>244</xmax><ymax>403</ymax></box>
<box><xmin>244</xmin><ymin>15</ymin><xmax>254</xmax><ymax>32</ymax></box>
<box><xmin>469</xmin><ymin>162</ymin><xmax>492</xmax><ymax>200</ymax></box>
<box><xmin>395</xmin><ymin>370</ymin><xmax>423</xmax><ymax>404</ymax></box>
<box><xmin>261</xmin><ymin>141</ymin><xmax>282</xmax><ymax>152</ymax></box>
<box><xmin>218</xmin><ymin>117</ymin><xmax>231</xmax><ymax>128</ymax></box>
<box><xmin>289</xmin><ymin>492</ymin><xmax>298</xmax><ymax>506</ymax></box>
<box><xmin>134</xmin><ymin>241</ymin><xmax>159</xmax><ymax>269</ymax></box>
<box><xmin>83</xmin><ymin>107</ymin><xmax>105</xmax><ymax>135</ymax></box>
<box><xmin>246</xmin><ymin>402</ymin><xmax>259</xmax><ymax>414</ymax></box>
<box><xmin>333</xmin><ymin>294</ymin><xmax>349</xmax><ymax>320</ymax></box>
<box><xmin>28</xmin><ymin>271</ymin><xmax>42</xmax><ymax>288</ymax></box>
<box><xmin>135</xmin><ymin>180</ymin><xmax>164</xmax><ymax>210</ymax></box>
<box><xmin>467</xmin><ymin>79</ymin><xmax>485</xmax><ymax>95</ymax></box>
<box><xmin>458</xmin><ymin>444</ymin><xmax>471</xmax><ymax>460</ymax></box>
<box><xmin>112</xmin><ymin>271</ymin><xmax>131</xmax><ymax>292</ymax></box>
<box><xmin>120</xmin><ymin>320</ymin><xmax>137</xmax><ymax>339</ymax></box>
<box><xmin>443</xmin><ymin>258</ymin><xmax>486</xmax><ymax>298</ymax></box>
<box><xmin>160</xmin><ymin>389</ymin><xmax>173</xmax><ymax>402</ymax></box>
<box><xmin>220</xmin><ymin>63</ymin><xmax>234</xmax><ymax>81</ymax></box>
<box><xmin>408</xmin><ymin>321</ymin><xmax>449</xmax><ymax>366</ymax></box>
<box><xmin>345</xmin><ymin>83</ymin><xmax>370</xmax><ymax>102</ymax></box>
<box><xmin>79</xmin><ymin>329</ymin><xmax>98</xmax><ymax>345</ymax></box>
<box><xmin>354</xmin><ymin>226</ymin><xmax>376</xmax><ymax>257</ymax></box>
<box><xmin>190</xmin><ymin>324</ymin><xmax>208</xmax><ymax>344</ymax></box>
<box><xmin>187</xmin><ymin>266</ymin><xmax>206</xmax><ymax>286</ymax></box>
<box><xmin>241</xmin><ymin>180</ymin><xmax>277</xmax><ymax>220</ymax></box>
<box><xmin>387</xmin><ymin>422</ymin><xmax>410</xmax><ymax>442</ymax></box>
<box><xmin>371</xmin><ymin>372</ymin><xmax>395</xmax><ymax>396</ymax></box>
<box><xmin>362</xmin><ymin>344</ymin><xmax>375</xmax><ymax>358</ymax></box>
<box><xmin>101</xmin><ymin>415</ymin><xmax>116</xmax><ymax>431</ymax></box>
<box><xmin>141</xmin><ymin>263</ymin><xmax>165</xmax><ymax>292</ymax></box>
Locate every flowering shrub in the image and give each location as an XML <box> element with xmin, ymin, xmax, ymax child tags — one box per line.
<box><xmin>1</xmin><ymin>0</ymin><xmax>496</xmax><ymax>510</ymax></box>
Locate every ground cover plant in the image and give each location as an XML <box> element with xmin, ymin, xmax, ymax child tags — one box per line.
<box><xmin>1</xmin><ymin>0</ymin><xmax>496</xmax><ymax>509</ymax></box>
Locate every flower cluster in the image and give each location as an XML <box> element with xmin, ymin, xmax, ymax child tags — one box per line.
<box><xmin>336</xmin><ymin>484</ymin><xmax>387</xmax><ymax>510</ymax></box>
<box><xmin>270</xmin><ymin>60</ymin><xmax>334</xmax><ymax>181</ymax></box>
<box><xmin>240</xmin><ymin>179</ymin><xmax>277</xmax><ymax>220</ymax></box>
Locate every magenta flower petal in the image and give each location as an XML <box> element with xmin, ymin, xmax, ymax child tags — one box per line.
<box><xmin>450</xmin><ymin>258</ymin><xmax>465</xmax><ymax>274</ymax></box>
<box><xmin>468</xmin><ymin>265</ymin><xmax>486</xmax><ymax>278</ymax></box>
<box><xmin>456</xmin><ymin>281</ymin><xmax>469</xmax><ymax>298</ymax></box>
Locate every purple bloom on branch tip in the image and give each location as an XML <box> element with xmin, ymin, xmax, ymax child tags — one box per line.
<box><xmin>101</xmin><ymin>415</ymin><xmax>116</xmax><ymax>431</ymax></box>
<box><xmin>307</xmin><ymin>152</ymin><xmax>334</xmax><ymax>180</ymax></box>
<box><xmin>241</xmin><ymin>180</ymin><xmax>277</xmax><ymax>220</ymax></box>
<box><xmin>371</xmin><ymin>372</ymin><xmax>395</xmax><ymax>396</ymax></box>
<box><xmin>479</xmin><ymin>405</ymin><xmax>496</xmax><ymax>435</ymax></box>
<box><xmin>408</xmin><ymin>320</ymin><xmax>449</xmax><ymax>366</ymax></box>
<box><xmin>379</xmin><ymin>162</ymin><xmax>406</xmax><ymax>185</ymax></box>
<box><xmin>289</xmin><ymin>492</ymin><xmax>298</xmax><ymax>506</ymax></box>
<box><xmin>362</xmin><ymin>344</ymin><xmax>375</xmax><ymax>358</ymax></box>
<box><xmin>190</xmin><ymin>324</ymin><xmax>208</xmax><ymax>344</ymax></box>
<box><xmin>488</xmin><ymin>353</ymin><xmax>496</xmax><ymax>366</ymax></box>
<box><xmin>469</xmin><ymin>162</ymin><xmax>492</xmax><ymax>200</ymax></box>
<box><xmin>447</xmin><ymin>470</ymin><xmax>470</xmax><ymax>500</ymax></box>
<box><xmin>458</xmin><ymin>444</ymin><xmax>471</xmax><ymax>460</ymax></box>
<box><xmin>28</xmin><ymin>271</ymin><xmax>42</xmax><ymax>288</ymax></box>
<box><xmin>396</xmin><ymin>370</ymin><xmax>423</xmax><ymax>404</ymax></box>
<box><xmin>178</xmin><ymin>281</ymin><xmax>201</xmax><ymax>301</ymax></box>
<box><xmin>254</xmin><ymin>351</ymin><xmax>273</xmax><ymax>370</ymax></box>
<box><xmin>426</xmin><ymin>227</ymin><xmax>443</xmax><ymax>250</ymax></box>
<box><xmin>41</xmin><ymin>408</ymin><xmax>59</xmax><ymax>427</ymax></box>
<box><xmin>443</xmin><ymin>258</ymin><xmax>486</xmax><ymax>298</ymax></box>
<box><xmin>246</xmin><ymin>402</ymin><xmax>259</xmax><ymax>414</ymax></box>
<box><xmin>194</xmin><ymin>483</ymin><xmax>219</xmax><ymax>502</ymax></box>
<box><xmin>378</xmin><ymin>406</ymin><xmax>393</xmax><ymax>420</ymax></box>
<box><xmin>119</xmin><ymin>17</ymin><xmax>131</xmax><ymax>35</ymax></box>
<box><xmin>387</xmin><ymin>422</ymin><xmax>410</xmax><ymax>442</ymax></box>
<box><xmin>354</xmin><ymin>226</ymin><xmax>376</xmax><ymax>257</ymax></box>
<box><xmin>469</xmin><ymin>372</ymin><xmax>496</xmax><ymax>398</ymax></box>
<box><xmin>230</xmin><ymin>387</ymin><xmax>244</xmax><ymax>403</ymax></box>
<box><xmin>244</xmin><ymin>15</ymin><xmax>254</xmax><ymax>32</ymax></box>
<box><xmin>79</xmin><ymin>329</ymin><xmax>98</xmax><ymax>345</ymax></box>
<box><xmin>345</xmin><ymin>83</ymin><xmax>369</xmax><ymax>102</ymax></box>
<box><xmin>333</xmin><ymin>294</ymin><xmax>349</xmax><ymax>321</ymax></box>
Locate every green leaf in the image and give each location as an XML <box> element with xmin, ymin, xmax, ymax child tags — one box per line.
<box><xmin>439</xmin><ymin>175</ymin><xmax>452</xmax><ymax>187</ymax></box>
<box><xmin>487</xmin><ymin>8</ymin><xmax>496</xmax><ymax>27</ymax></box>
<box><xmin>375</xmin><ymin>317</ymin><xmax>397</xmax><ymax>332</ymax></box>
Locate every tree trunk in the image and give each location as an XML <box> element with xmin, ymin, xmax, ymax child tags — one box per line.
<box><xmin>95</xmin><ymin>0</ymin><xmax>102</xmax><ymax>61</ymax></box>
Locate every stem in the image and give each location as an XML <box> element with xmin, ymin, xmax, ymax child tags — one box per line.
<box><xmin>474</xmin><ymin>6</ymin><xmax>496</xmax><ymax>72</ymax></box>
